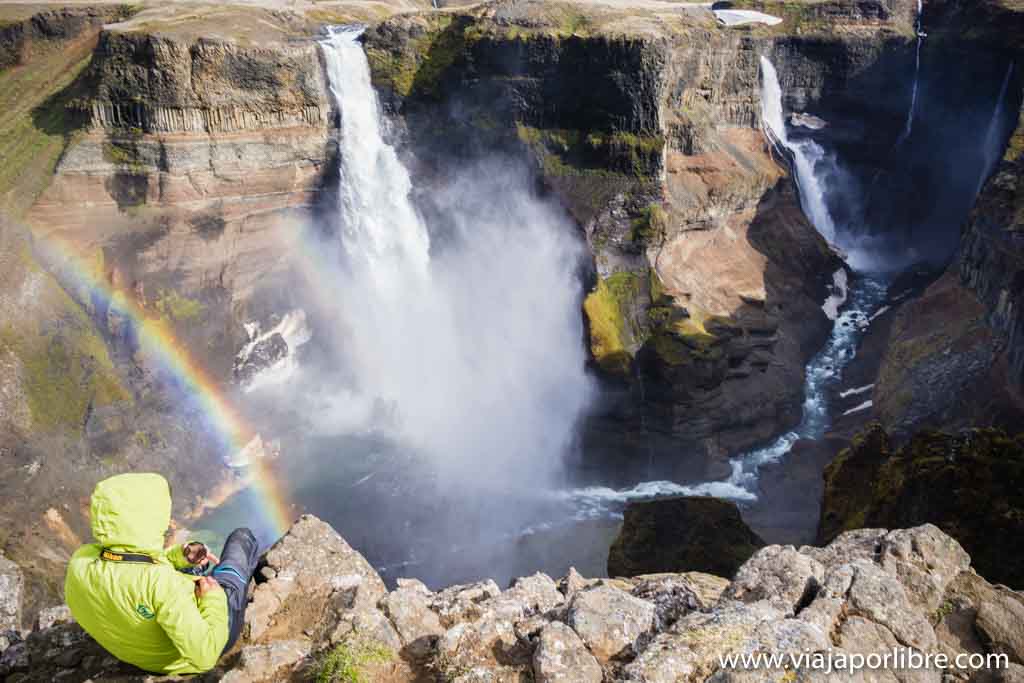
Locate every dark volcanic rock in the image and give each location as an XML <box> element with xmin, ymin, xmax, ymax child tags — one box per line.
<box><xmin>819</xmin><ymin>423</ymin><xmax>1024</xmax><ymax>589</ymax></box>
<box><xmin>607</xmin><ymin>496</ymin><xmax>765</xmax><ymax>579</ymax></box>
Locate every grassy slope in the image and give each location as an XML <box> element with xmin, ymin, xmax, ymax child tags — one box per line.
<box><xmin>0</xmin><ymin>18</ymin><xmax>130</xmax><ymax>435</ymax></box>
<box><xmin>0</xmin><ymin>32</ymin><xmax>94</xmax><ymax>217</ymax></box>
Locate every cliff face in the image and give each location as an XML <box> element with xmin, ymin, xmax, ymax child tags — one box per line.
<box><xmin>819</xmin><ymin>424</ymin><xmax>1024</xmax><ymax>589</ymax></box>
<box><xmin>0</xmin><ymin>4</ymin><xmax>341</xmax><ymax>624</ymax></box>
<box><xmin>363</xmin><ymin>0</ymin><xmax>919</xmax><ymax>478</ymax></box>
<box><xmin>870</xmin><ymin>85</ymin><xmax>1024</xmax><ymax>435</ymax></box>
<box><xmin>3</xmin><ymin>516</ymin><xmax>1023</xmax><ymax>682</ymax></box>
<box><xmin>28</xmin><ymin>14</ymin><xmax>338</xmax><ymax>378</ymax></box>
<box><xmin>959</xmin><ymin>101</ymin><xmax>1024</xmax><ymax>396</ymax></box>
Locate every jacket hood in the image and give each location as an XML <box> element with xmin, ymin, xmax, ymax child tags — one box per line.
<box><xmin>90</xmin><ymin>473</ymin><xmax>172</xmax><ymax>551</ymax></box>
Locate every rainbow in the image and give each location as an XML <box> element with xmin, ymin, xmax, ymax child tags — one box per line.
<box><xmin>31</xmin><ymin>231</ymin><xmax>296</xmax><ymax>540</ymax></box>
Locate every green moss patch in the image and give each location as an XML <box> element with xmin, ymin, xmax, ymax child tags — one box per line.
<box><xmin>583</xmin><ymin>276</ymin><xmax>632</xmax><ymax>375</ymax></box>
<box><xmin>154</xmin><ymin>289</ymin><xmax>205</xmax><ymax>322</ymax></box>
<box><xmin>516</xmin><ymin>124</ymin><xmax>663</xmax><ymax>180</ymax></box>
<box><xmin>629</xmin><ymin>203</ymin><xmax>668</xmax><ymax>246</ymax></box>
<box><xmin>0</xmin><ymin>45</ymin><xmax>93</xmax><ymax>218</ymax></box>
<box><xmin>366</xmin><ymin>14</ymin><xmax>471</xmax><ymax>99</ymax></box>
<box><xmin>0</xmin><ymin>307</ymin><xmax>130</xmax><ymax>434</ymax></box>
<box><xmin>314</xmin><ymin>638</ymin><xmax>393</xmax><ymax>683</ymax></box>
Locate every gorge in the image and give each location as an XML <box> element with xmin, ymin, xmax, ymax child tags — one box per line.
<box><xmin>1</xmin><ymin>1</ymin><xmax>1024</xmax><ymax>679</ymax></box>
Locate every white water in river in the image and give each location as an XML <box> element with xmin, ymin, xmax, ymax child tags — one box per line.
<box><xmin>316</xmin><ymin>26</ymin><xmax>591</xmax><ymax>489</ymax></box>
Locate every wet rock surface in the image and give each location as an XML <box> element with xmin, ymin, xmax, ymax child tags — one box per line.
<box><xmin>3</xmin><ymin>516</ymin><xmax>1021</xmax><ymax>682</ymax></box>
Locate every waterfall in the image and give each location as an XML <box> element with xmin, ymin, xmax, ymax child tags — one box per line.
<box><xmin>314</xmin><ymin>27</ymin><xmax>592</xmax><ymax>491</ymax></box>
<box><xmin>976</xmin><ymin>62</ymin><xmax>1015</xmax><ymax>196</ymax></box>
<box><xmin>895</xmin><ymin>37</ymin><xmax>922</xmax><ymax>147</ymax></box>
<box><xmin>321</xmin><ymin>26</ymin><xmax>431</xmax><ymax>293</ymax></box>
<box><xmin>760</xmin><ymin>56</ymin><xmax>839</xmax><ymax>244</ymax></box>
<box><xmin>893</xmin><ymin>1</ymin><xmax>925</xmax><ymax>149</ymax></box>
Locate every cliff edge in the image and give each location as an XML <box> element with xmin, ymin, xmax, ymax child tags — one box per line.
<box><xmin>2</xmin><ymin>515</ymin><xmax>1022</xmax><ymax>682</ymax></box>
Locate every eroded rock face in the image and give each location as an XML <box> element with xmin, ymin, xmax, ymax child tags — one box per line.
<box><xmin>4</xmin><ymin>517</ymin><xmax>1022</xmax><ymax>683</ymax></box>
<box><xmin>361</xmin><ymin>6</ymin><xmax>854</xmax><ymax>479</ymax></box>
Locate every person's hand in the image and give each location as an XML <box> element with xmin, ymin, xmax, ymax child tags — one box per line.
<box><xmin>184</xmin><ymin>543</ymin><xmax>219</xmax><ymax>567</ymax></box>
<box><xmin>195</xmin><ymin>576</ymin><xmax>222</xmax><ymax>599</ymax></box>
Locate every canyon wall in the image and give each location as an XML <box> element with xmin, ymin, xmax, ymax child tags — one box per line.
<box><xmin>362</xmin><ymin>0</ymin><xmax>916</xmax><ymax>480</ymax></box>
<box><xmin>1</xmin><ymin>3</ymin><xmax>342</xmax><ymax>622</ymax></box>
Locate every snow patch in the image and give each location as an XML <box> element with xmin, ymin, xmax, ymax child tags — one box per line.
<box><xmin>839</xmin><ymin>384</ymin><xmax>874</xmax><ymax>398</ymax></box>
<box><xmin>791</xmin><ymin>112</ymin><xmax>827</xmax><ymax>130</ymax></box>
<box><xmin>822</xmin><ymin>269</ymin><xmax>849</xmax><ymax>320</ymax></box>
<box><xmin>714</xmin><ymin>8</ymin><xmax>783</xmax><ymax>26</ymax></box>
<box><xmin>842</xmin><ymin>400</ymin><xmax>873</xmax><ymax>416</ymax></box>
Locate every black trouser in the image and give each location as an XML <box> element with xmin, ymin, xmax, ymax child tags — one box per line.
<box><xmin>210</xmin><ymin>527</ymin><xmax>260</xmax><ymax>653</ymax></box>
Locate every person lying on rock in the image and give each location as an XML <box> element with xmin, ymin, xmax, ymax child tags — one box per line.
<box><xmin>65</xmin><ymin>472</ymin><xmax>260</xmax><ymax>674</ymax></box>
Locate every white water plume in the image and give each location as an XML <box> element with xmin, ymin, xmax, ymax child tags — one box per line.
<box><xmin>313</xmin><ymin>26</ymin><xmax>592</xmax><ymax>489</ymax></box>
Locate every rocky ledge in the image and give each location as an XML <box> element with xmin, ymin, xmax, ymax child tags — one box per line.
<box><xmin>2</xmin><ymin>516</ymin><xmax>1023</xmax><ymax>682</ymax></box>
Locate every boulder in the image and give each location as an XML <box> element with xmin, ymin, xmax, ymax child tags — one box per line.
<box><xmin>880</xmin><ymin>525</ymin><xmax>972</xmax><ymax>612</ymax></box>
<box><xmin>504</xmin><ymin>572</ymin><xmax>565</xmax><ymax>614</ymax></box>
<box><xmin>630</xmin><ymin>572</ymin><xmax>730</xmax><ymax>629</ymax></box>
<box><xmin>532</xmin><ymin>621</ymin><xmax>603</xmax><ymax>683</ymax></box>
<box><xmin>381</xmin><ymin>581</ymin><xmax>444</xmax><ymax>660</ymax></box>
<box><xmin>622</xmin><ymin>601</ymin><xmax>783</xmax><ymax>682</ymax></box>
<box><xmin>247</xmin><ymin>515</ymin><xmax>388</xmax><ymax>643</ymax></box>
<box><xmin>977</xmin><ymin>596</ymin><xmax>1024</xmax><ymax>664</ymax></box>
<box><xmin>558</xmin><ymin>567</ymin><xmax>599</xmax><ymax>600</ymax></box>
<box><xmin>844</xmin><ymin>559</ymin><xmax>937</xmax><ymax>652</ymax></box>
<box><xmin>434</xmin><ymin>612</ymin><xmax>528</xmax><ymax>682</ymax></box>
<box><xmin>725</xmin><ymin>545</ymin><xmax>824</xmax><ymax>615</ymax></box>
<box><xmin>0</xmin><ymin>551</ymin><xmax>23</xmax><ymax>649</ymax></box>
<box><xmin>35</xmin><ymin>605</ymin><xmax>73</xmax><ymax>631</ymax></box>
<box><xmin>430</xmin><ymin>579</ymin><xmax>503</xmax><ymax>627</ymax></box>
<box><xmin>608</xmin><ymin>497</ymin><xmax>765</xmax><ymax>579</ymax></box>
<box><xmin>567</xmin><ymin>584</ymin><xmax>655</xmax><ymax>662</ymax></box>
<box><xmin>219</xmin><ymin>640</ymin><xmax>311</xmax><ymax>683</ymax></box>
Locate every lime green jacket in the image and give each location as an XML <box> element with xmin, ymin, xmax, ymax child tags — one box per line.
<box><xmin>65</xmin><ymin>473</ymin><xmax>229</xmax><ymax>674</ymax></box>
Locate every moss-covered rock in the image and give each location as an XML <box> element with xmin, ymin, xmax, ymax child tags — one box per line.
<box><xmin>608</xmin><ymin>496</ymin><xmax>765</xmax><ymax>578</ymax></box>
<box><xmin>582</xmin><ymin>272</ymin><xmax>646</xmax><ymax>376</ymax></box>
<box><xmin>819</xmin><ymin>423</ymin><xmax>1024</xmax><ymax>588</ymax></box>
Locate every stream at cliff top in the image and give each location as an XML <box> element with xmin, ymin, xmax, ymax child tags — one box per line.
<box><xmin>203</xmin><ymin>37</ymin><xmax>889</xmax><ymax>586</ymax></box>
